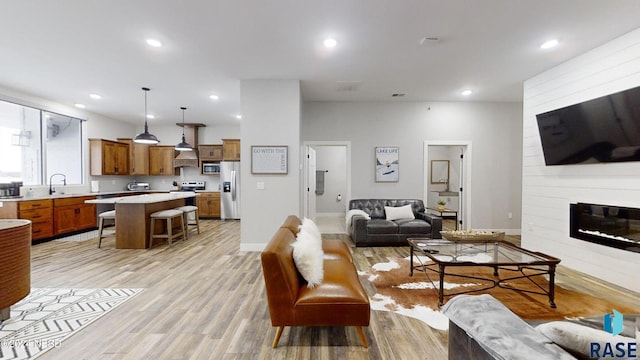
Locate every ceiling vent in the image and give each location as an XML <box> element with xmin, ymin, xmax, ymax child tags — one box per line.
<box><xmin>336</xmin><ymin>80</ymin><xmax>362</xmax><ymax>92</ymax></box>
<box><xmin>173</xmin><ymin>123</ymin><xmax>206</xmax><ymax>168</ymax></box>
<box><xmin>419</xmin><ymin>36</ymin><xmax>440</xmax><ymax>45</ymax></box>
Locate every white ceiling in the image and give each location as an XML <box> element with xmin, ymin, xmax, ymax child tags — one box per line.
<box><xmin>1</xmin><ymin>1</ymin><xmax>639</xmax><ymax>126</ymax></box>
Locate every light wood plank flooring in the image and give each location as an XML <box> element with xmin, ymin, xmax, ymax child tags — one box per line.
<box><xmin>28</xmin><ymin>219</ymin><xmax>639</xmax><ymax>359</ymax></box>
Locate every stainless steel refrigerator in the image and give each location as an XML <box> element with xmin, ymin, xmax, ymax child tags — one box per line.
<box><xmin>220</xmin><ymin>161</ymin><xmax>241</xmax><ymax>220</ymax></box>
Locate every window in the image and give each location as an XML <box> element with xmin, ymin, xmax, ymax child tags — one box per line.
<box><xmin>0</xmin><ymin>99</ymin><xmax>84</xmax><ymax>185</ymax></box>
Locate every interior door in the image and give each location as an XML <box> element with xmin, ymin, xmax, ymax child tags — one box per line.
<box><xmin>304</xmin><ymin>146</ymin><xmax>317</xmax><ymax>220</ymax></box>
<box><xmin>457</xmin><ymin>147</ymin><xmax>465</xmax><ymax>230</ymax></box>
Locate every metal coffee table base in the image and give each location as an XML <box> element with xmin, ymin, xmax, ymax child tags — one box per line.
<box><xmin>408</xmin><ymin>242</ymin><xmax>558</xmax><ymax>308</ymax></box>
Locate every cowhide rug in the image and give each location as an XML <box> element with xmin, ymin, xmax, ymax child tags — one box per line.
<box><xmin>359</xmin><ymin>256</ymin><xmax>640</xmax><ymax>331</ymax></box>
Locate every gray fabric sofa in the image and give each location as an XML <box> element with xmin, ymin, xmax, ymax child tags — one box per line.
<box><xmin>443</xmin><ymin>294</ymin><xmax>640</xmax><ymax>360</ymax></box>
<box><xmin>442</xmin><ymin>294</ymin><xmax>576</xmax><ymax>360</ymax></box>
<box><xmin>348</xmin><ymin>199</ymin><xmax>442</xmax><ymax>247</ymax></box>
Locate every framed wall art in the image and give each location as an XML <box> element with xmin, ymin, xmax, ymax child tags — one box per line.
<box><xmin>251</xmin><ymin>145</ymin><xmax>288</xmax><ymax>174</ymax></box>
<box><xmin>375</xmin><ymin>146</ymin><xmax>399</xmax><ymax>182</ymax></box>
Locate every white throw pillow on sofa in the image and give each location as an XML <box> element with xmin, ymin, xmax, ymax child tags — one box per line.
<box><xmin>292</xmin><ymin>218</ymin><xmax>324</xmax><ymax>288</ymax></box>
<box><xmin>299</xmin><ymin>217</ymin><xmax>322</xmax><ymax>246</ymax></box>
<box><xmin>535</xmin><ymin>321</ymin><xmax>636</xmax><ymax>358</ymax></box>
<box><xmin>385</xmin><ymin>204</ymin><xmax>415</xmax><ymax>221</ymax></box>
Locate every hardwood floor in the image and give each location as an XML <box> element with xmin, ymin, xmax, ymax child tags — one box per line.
<box><xmin>29</xmin><ymin>219</ymin><xmax>639</xmax><ymax>359</ymax></box>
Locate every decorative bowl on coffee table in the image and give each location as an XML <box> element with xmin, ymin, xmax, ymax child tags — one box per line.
<box><xmin>440</xmin><ymin>230</ymin><xmax>505</xmax><ymax>242</ymax></box>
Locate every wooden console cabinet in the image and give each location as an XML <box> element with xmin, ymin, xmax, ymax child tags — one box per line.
<box><xmin>197</xmin><ymin>192</ymin><xmax>220</xmax><ymax>218</ymax></box>
<box><xmin>0</xmin><ymin>199</ymin><xmax>54</xmax><ymax>241</ymax></box>
<box><xmin>20</xmin><ymin>199</ymin><xmax>54</xmax><ymax>240</ymax></box>
<box><xmin>198</xmin><ymin>145</ymin><xmax>223</xmax><ymax>161</ymax></box>
<box><xmin>118</xmin><ymin>138</ymin><xmax>149</xmax><ymax>175</ymax></box>
<box><xmin>149</xmin><ymin>146</ymin><xmax>179</xmax><ymax>176</ymax></box>
<box><xmin>53</xmin><ymin>196</ymin><xmax>96</xmax><ymax>235</ymax></box>
<box><xmin>90</xmin><ymin>139</ymin><xmax>130</xmax><ymax>175</ymax></box>
<box><xmin>222</xmin><ymin>139</ymin><xmax>241</xmax><ymax>160</ymax></box>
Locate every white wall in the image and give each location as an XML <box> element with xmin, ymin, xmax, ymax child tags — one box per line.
<box><xmin>314</xmin><ymin>145</ymin><xmax>347</xmax><ymax>213</ymax></box>
<box><xmin>522</xmin><ymin>28</ymin><xmax>640</xmax><ymax>292</ymax></box>
<box><xmin>302</xmin><ymin>101</ymin><xmax>522</xmax><ymax>231</ymax></box>
<box><xmin>240</xmin><ymin>80</ymin><xmax>301</xmax><ymax>251</ymax></box>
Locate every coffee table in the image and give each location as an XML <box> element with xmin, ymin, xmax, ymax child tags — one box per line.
<box><xmin>408</xmin><ymin>238</ymin><xmax>561</xmax><ymax>307</ymax></box>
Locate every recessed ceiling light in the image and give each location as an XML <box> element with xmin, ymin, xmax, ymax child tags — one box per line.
<box><xmin>146</xmin><ymin>114</ymin><xmax>155</xmax><ymax>119</ymax></box>
<box><xmin>323</xmin><ymin>38</ymin><xmax>337</xmax><ymax>48</ymax></box>
<box><xmin>89</xmin><ymin>93</ymin><xmax>101</xmax><ymax>100</ymax></box>
<box><xmin>235</xmin><ymin>114</ymin><xmax>242</xmax><ymax>120</ymax></box>
<box><xmin>146</xmin><ymin>38</ymin><xmax>162</xmax><ymax>48</ymax></box>
<box><xmin>540</xmin><ymin>39</ymin><xmax>559</xmax><ymax>49</ymax></box>
<box><xmin>461</xmin><ymin>89</ymin><xmax>473</xmax><ymax>96</ymax></box>
<box><xmin>75</xmin><ymin>103</ymin><xmax>86</xmax><ymax>109</ymax></box>
<box><xmin>210</xmin><ymin>95</ymin><xmax>219</xmax><ymax>101</ymax></box>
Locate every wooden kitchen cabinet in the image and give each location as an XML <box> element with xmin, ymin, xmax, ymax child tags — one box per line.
<box><xmin>53</xmin><ymin>196</ymin><xmax>96</xmax><ymax>235</ymax></box>
<box><xmin>196</xmin><ymin>192</ymin><xmax>220</xmax><ymax>218</ymax></box>
<box><xmin>0</xmin><ymin>199</ymin><xmax>55</xmax><ymax>241</ymax></box>
<box><xmin>148</xmin><ymin>146</ymin><xmax>179</xmax><ymax>176</ymax></box>
<box><xmin>118</xmin><ymin>138</ymin><xmax>149</xmax><ymax>175</ymax></box>
<box><xmin>19</xmin><ymin>199</ymin><xmax>53</xmax><ymax>240</ymax></box>
<box><xmin>222</xmin><ymin>139</ymin><xmax>240</xmax><ymax>160</ymax></box>
<box><xmin>90</xmin><ymin>139</ymin><xmax>130</xmax><ymax>175</ymax></box>
<box><xmin>198</xmin><ymin>145</ymin><xmax>223</xmax><ymax>161</ymax></box>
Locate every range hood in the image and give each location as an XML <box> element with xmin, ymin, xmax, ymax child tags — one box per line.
<box><xmin>173</xmin><ymin>123</ymin><xmax>205</xmax><ymax>168</ymax></box>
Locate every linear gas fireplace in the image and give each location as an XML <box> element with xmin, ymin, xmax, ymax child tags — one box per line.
<box><xmin>570</xmin><ymin>203</ymin><xmax>640</xmax><ymax>253</ymax></box>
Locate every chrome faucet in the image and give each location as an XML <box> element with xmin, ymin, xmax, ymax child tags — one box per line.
<box><xmin>49</xmin><ymin>173</ymin><xmax>67</xmax><ymax>195</ymax></box>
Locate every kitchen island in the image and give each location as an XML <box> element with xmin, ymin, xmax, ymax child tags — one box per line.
<box><xmin>0</xmin><ymin>219</ymin><xmax>31</xmax><ymax>321</ymax></box>
<box><xmin>86</xmin><ymin>192</ymin><xmax>197</xmax><ymax>249</ymax></box>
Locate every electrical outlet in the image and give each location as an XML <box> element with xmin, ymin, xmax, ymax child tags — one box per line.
<box><xmin>508</xmin><ymin>212</ymin><xmax>513</xmax><ymax>219</ymax></box>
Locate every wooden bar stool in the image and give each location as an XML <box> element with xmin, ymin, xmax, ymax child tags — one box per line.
<box><xmin>97</xmin><ymin>210</ymin><xmax>116</xmax><ymax>248</ymax></box>
<box><xmin>174</xmin><ymin>205</ymin><xmax>200</xmax><ymax>239</ymax></box>
<box><xmin>149</xmin><ymin>209</ymin><xmax>185</xmax><ymax>248</ymax></box>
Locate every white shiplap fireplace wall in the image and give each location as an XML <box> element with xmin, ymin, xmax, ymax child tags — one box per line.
<box><xmin>522</xmin><ymin>28</ymin><xmax>640</xmax><ymax>293</ymax></box>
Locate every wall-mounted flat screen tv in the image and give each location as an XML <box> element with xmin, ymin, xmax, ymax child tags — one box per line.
<box><xmin>536</xmin><ymin>85</ymin><xmax>640</xmax><ymax>165</ymax></box>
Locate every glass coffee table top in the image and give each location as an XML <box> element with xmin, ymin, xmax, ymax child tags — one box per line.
<box><xmin>407</xmin><ymin>238</ymin><xmax>561</xmax><ymax>307</ymax></box>
<box><xmin>407</xmin><ymin>238</ymin><xmax>556</xmax><ymax>265</ymax></box>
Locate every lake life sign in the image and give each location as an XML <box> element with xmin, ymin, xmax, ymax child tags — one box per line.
<box><xmin>375</xmin><ymin>146</ymin><xmax>399</xmax><ymax>182</ymax></box>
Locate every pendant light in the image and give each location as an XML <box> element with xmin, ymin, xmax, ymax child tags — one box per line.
<box><xmin>133</xmin><ymin>87</ymin><xmax>159</xmax><ymax>144</ymax></box>
<box><xmin>175</xmin><ymin>106</ymin><xmax>193</xmax><ymax>151</ymax></box>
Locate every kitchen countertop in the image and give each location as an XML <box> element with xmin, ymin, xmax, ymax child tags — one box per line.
<box><xmin>0</xmin><ymin>190</ymin><xmax>218</xmax><ymax>202</ymax></box>
<box><xmin>85</xmin><ymin>192</ymin><xmax>199</xmax><ymax>204</ymax></box>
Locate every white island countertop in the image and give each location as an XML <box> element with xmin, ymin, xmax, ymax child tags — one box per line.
<box><xmin>85</xmin><ymin>191</ymin><xmax>198</xmax><ymax>204</ymax></box>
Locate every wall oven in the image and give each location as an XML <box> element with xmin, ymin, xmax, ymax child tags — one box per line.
<box><xmin>202</xmin><ymin>163</ymin><xmax>220</xmax><ymax>175</ymax></box>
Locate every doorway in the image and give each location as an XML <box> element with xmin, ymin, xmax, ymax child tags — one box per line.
<box><xmin>424</xmin><ymin>141</ymin><xmax>472</xmax><ymax>230</ymax></box>
<box><xmin>303</xmin><ymin>141</ymin><xmax>351</xmax><ymax>232</ymax></box>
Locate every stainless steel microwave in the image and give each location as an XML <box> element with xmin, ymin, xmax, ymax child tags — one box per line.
<box><xmin>202</xmin><ymin>163</ymin><xmax>220</xmax><ymax>174</ymax></box>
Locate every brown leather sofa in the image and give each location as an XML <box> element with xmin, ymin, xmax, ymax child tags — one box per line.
<box><xmin>261</xmin><ymin>215</ymin><xmax>370</xmax><ymax>348</ymax></box>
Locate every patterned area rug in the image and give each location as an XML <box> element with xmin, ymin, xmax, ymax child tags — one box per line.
<box><xmin>359</xmin><ymin>257</ymin><xmax>640</xmax><ymax>331</ymax></box>
<box><xmin>0</xmin><ymin>288</ymin><xmax>143</xmax><ymax>360</ymax></box>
